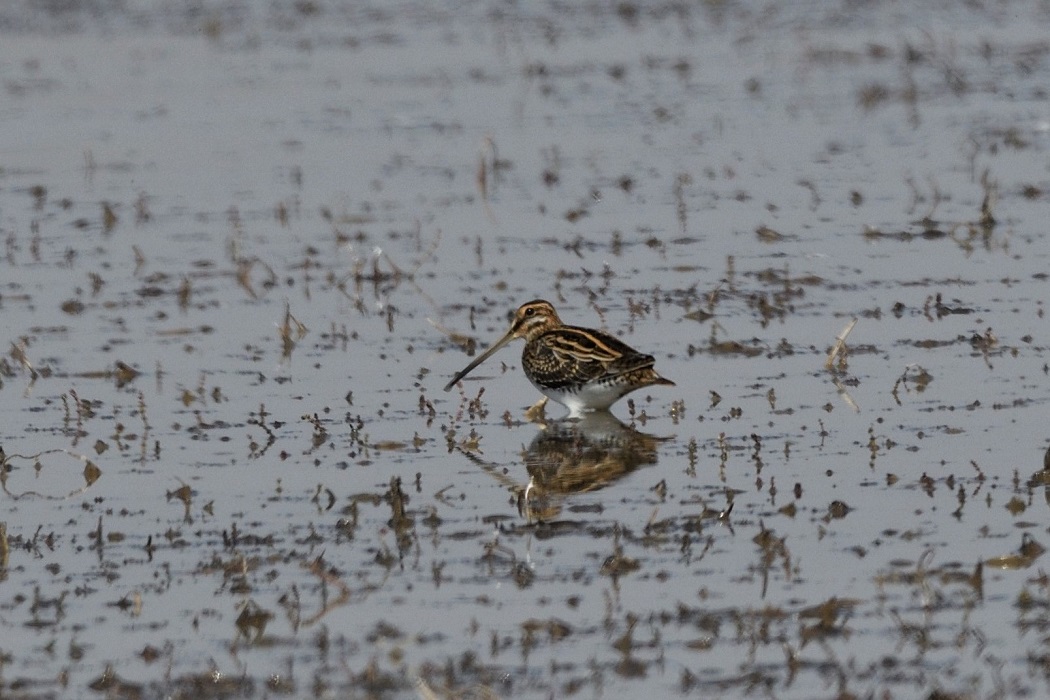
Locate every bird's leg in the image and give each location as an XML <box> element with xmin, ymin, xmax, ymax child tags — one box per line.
<box><xmin>524</xmin><ymin>396</ymin><xmax>549</xmax><ymax>424</ymax></box>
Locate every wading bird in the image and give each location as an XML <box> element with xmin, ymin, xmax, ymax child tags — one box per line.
<box><xmin>444</xmin><ymin>300</ymin><xmax>674</xmax><ymax>416</ymax></box>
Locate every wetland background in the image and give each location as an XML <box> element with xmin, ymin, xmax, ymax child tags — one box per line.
<box><xmin>2</xmin><ymin>1</ymin><xmax>1050</xmax><ymax>698</ymax></box>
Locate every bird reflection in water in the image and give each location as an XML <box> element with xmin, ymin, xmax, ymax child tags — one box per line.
<box><xmin>517</xmin><ymin>411</ymin><xmax>667</xmax><ymax>521</ymax></box>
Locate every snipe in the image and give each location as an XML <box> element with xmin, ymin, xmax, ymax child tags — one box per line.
<box><xmin>443</xmin><ymin>300</ymin><xmax>674</xmax><ymax>415</ymax></box>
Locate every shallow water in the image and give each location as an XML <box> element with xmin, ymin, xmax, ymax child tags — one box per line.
<box><xmin>1</xmin><ymin>1</ymin><xmax>1050</xmax><ymax>698</ymax></box>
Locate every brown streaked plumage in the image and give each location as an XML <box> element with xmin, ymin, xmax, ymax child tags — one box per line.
<box><xmin>443</xmin><ymin>300</ymin><xmax>674</xmax><ymax>415</ymax></box>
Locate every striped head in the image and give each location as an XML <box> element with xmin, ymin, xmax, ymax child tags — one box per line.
<box><xmin>444</xmin><ymin>299</ymin><xmax>565</xmax><ymax>392</ymax></box>
<box><xmin>508</xmin><ymin>300</ymin><xmax>563</xmax><ymax>342</ymax></box>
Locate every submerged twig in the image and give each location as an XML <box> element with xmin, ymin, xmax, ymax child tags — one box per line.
<box><xmin>825</xmin><ymin>317</ymin><xmax>858</xmax><ymax>371</ymax></box>
<box><xmin>477</xmin><ymin>136</ymin><xmax>499</xmax><ymax>225</ymax></box>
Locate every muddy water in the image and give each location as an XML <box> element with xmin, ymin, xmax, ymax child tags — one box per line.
<box><xmin>1</xmin><ymin>2</ymin><xmax>1049</xmax><ymax>698</ymax></box>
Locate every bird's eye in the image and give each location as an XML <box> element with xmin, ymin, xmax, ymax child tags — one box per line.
<box><xmin>524</xmin><ymin>308</ymin><xmax>535</xmax><ymax>316</ymax></box>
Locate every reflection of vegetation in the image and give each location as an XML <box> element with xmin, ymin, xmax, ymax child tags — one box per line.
<box><xmin>1026</xmin><ymin>448</ymin><xmax>1050</xmax><ymax>509</ymax></box>
<box><xmin>0</xmin><ymin>447</ymin><xmax>102</xmax><ymax>501</ymax></box>
<box><xmin>385</xmin><ymin>475</ymin><xmax>414</xmax><ymax>554</ymax></box>
<box><xmin>234</xmin><ymin>598</ymin><xmax>273</xmax><ymax>643</ymax></box>
<box><xmin>891</xmin><ymin>364</ymin><xmax>933</xmax><ymax>404</ymax></box>
<box><xmin>277</xmin><ymin>301</ymin><xmax>307</xmax><ymax>360</ymax></box>
<box><xmin>986</xmin><ymin>533</ymin><xmax>1046</xmax><ymax>571</ymax></box>
<box><xmin>1018</xmin><ymin>570</ymin><xmax>1050</xmax><ymax>681</ymax></box>
<box><xmin>874</xmin><ymin>549</ymin><xmax>983</xmax><ymax>601</ymax></box>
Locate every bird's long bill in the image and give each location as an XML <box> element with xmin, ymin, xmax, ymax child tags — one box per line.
<box><xmin>443</xmin><ymin>330</ymin><xmax>516</xmax><ymax>392</ymax></box>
